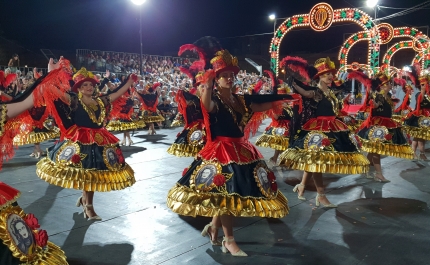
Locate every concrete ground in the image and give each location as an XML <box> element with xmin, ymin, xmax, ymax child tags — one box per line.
<box><xmin>2</xmin><ymin>119</ymin><xmax>430</xmax><ymax>265</ymax></box>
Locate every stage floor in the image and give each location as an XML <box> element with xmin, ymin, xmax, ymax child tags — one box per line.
<box><xmin>2</xmin><ymin>119</ymin><xmax>430</xmax><ymax>265</ymax></box>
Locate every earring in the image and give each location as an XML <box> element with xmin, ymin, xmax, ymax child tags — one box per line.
<box><xmin>78</xmin><ymin>91</ymin><xmax>83</xmax><ymax>99</ymax></box>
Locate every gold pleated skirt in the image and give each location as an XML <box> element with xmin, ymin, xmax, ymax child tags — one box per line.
<box><xmin>13</xmin><ymin>130</ymin><xmax>60</xmax><ymax>146</ymax></box>
<box><xmin>255</xmin><ymin>134</ymin><xmax>289</xmax><ymax>151</ymax></box>
<box><xmin>167</xmin><ymin>184</ymin><xmax>289</xmax><ymax>218</ymax></box>
<box><xmin>167</xmin><ymin>143</ymin><xmax>203</xmax><ymax>157</ymax></box>
<box><xmin>402</xmin><ymin>125</ymin><xmax>430</xmax><ymax>141</ymax></box>
<box><xmin>278</xmin><ymin>148</ymin><xmax>369</xmax><ymax>174</ymax></box>
<box><xmin>36</xmin><ymin>157</ymin><xmax>135</xmax><ymax>192</ymax></box>
<box><xmin>141</xmin><ymin>115</ymin><xmax>165</xmax><ymax>123</ymax></box>
<box><xmin>106</xmin><ymin>120</ymin><xmax>146</xmax><ymax>132</ymax></box>
<box><xmin>358</xmin><ymin>138</ymin><xmax>414</xmax><ymax>159</ymax></box>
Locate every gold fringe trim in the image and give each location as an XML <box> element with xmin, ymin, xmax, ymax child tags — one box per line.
<box><xmin>278</xmin><ymin>148</ymin><xmax>370</xmax><ymax>174</ymax></box>
<box><xmin>0</xmin><ymin>205</ymin><xmax>68</xmax><ymax>264</ymax></box>
<box><xmin>167</xmin><ymin>143</ymin><xmax>203</xmax><ymax>157</ymax></box>
<box><xmin>358</xmin><ymin>137</ymin><xmax>414</xmax><ymax>159</ymax></box>
<box><xmin>166</xmin><ymin>184</ymin><xmax>289</xmax><ymax>218</ymax></box>
<box><xmin>36</xmin><ymin>157</ymin><xmax>135</xmax><ymax>192</ymax></box>
<box><xmin>141</xmin><ymin>115</ymin><xmax>165</xmax><ymax>123</ymax></box>
<box><xmin>106</xmin><ymin>120</ymin><xmax>146</xmax><ymax>132</ymax></box>
<box><xmin>0</xmin><ymin>191</ymin><xmax>20</xmax><ymax>211</ymax></box>
<box><xmin>0</xmin><ymin>105</ymin><xmax>7</xmax><ymax>137</ymax></box>
<box><xmin>402</xmin><ymin>125</ymin><xmax>430</xmax><ymax>141</ymax></box>
<box><xmin>255</xmin><ymin>134</ymin><xmax>289</xmax><ymax>151</ymax></box>
<box><xmin>391</xmin><ymin>115</ymin><xmax>403</xmax><ymax>124</ymax></box>
<box><xmin>171</xmin><ymin>119</ymin><xmax>184</xmax><ymax>127</ymax></box>
<box><xmin>13</xmin><ymin>130</ymin><xmax>60</xmax><ymax>146</ymax></box>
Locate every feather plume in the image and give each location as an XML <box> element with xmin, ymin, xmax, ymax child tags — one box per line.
<box><xmin>394</xmin><ymin>77</ymin><xmax>406</xmax><ymax>88</ymax></box>
<box><xmin>413</xmin><ymin>63</ymin><xmax>421</xmax><ymax>77</ymax></box>
<box><xmin>201</xmin><ymin>69</ymin><xmax>215</xmax><ymax>85</ymax></box>
<box><xmin>279</xmin><ymin>56</ymin><xmax>312</xmax><ymax>81</ymax></box>
<box><xmin>253</xmin><ymin>80</ymin><xmax>263</xmax><ymax>94</ymax></box>
<box><xmin>263</xmin><ymin>70</ymin><xmax>276</xmax><ymax>89</ymax></box>
<box><xmin>179</xmin><ymin>66</ymin><xmax>194</xmax><ymax>79</ymax></box>
<box><xmin>152</xmin><ymin>82</ymin><xmax>161</xmax><ymax>91</ymax></box>
<box><xmin>179</xmin><ymin>44</ymin><xmax>207</xmax><ymax>73</ymax></box>
<box><xmin>2</xmin><ymin>73</ymin><xmax>17</xmax><ymax>87</ymax></box>
<box><xmin>405</xmin><ymin>67</ymin><xmax>418</xmax><ymax>86</ymax></box>
<box><xmin>347</xmin><ymin>71</ymin><xmax>371</xmax><ymax>88</ymax></box>
<box><xmin>0</xmin><ymin>71</ymin><xmax>4</xmax><ymax>87</ymax></box>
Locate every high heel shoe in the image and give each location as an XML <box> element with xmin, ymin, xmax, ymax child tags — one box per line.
<box><xmin>373</xmin><ymin>171</ymin><xmax>390</xmax><ymax>183</ymax></box>
<box><xmin>315</xmin><ymin>193</ymin><xmax>337</xmax><ymax>208</ymax></box>
<box><xmin>201</xmin><ymin>223</ymin><xmax>222</xmax><ymax>246</ymax></box>
<box><xmin>127</xmin><ymin>139</ymin><xmax>133</xmax><ymax>146</ymax></box>
<box><xmin>292</xmin><ymin>184</ymin><xmax>306</xmax><ymax>201</ymax></box>
<box><xmin>83</xmin><ymin>204</ymin><xmax>102</xmax><ymax>221</ymax></box>
<box><xmin>29</xmin><ymin>152</ymin><xmax>35</xmax><ymax>157</ymax></box>
<box><xmin>76</xmin><ymin>196</ymin><xmax>83</xmax><ymax>207</ymax></box>
<box><xmin>34</xmin><ymin>152</ymin><xmax>41</xmax><ymax>159</ymax></box>
<box><xmin>121</xmin><ymin>139</ymin><xmax>126</xmax><ymax>146</ymax></box>
<box><xmin>419</xmin><ymin>152</ymin><xmax>429</xmax><ymax>161</ymax></box>
<box><xmin>364</xmin><ymin>167</ymin><xmax>374</xmax><ymax>179</ymax></box>
<box><xmin>221</xmin><ymin>237</ymin><xmax>247</xmax><ymax>256</ymax></box>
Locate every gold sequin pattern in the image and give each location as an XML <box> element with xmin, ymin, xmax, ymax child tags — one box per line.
<box><xmin>167</xmin><ymin>143</ymin><xmax>203</xmax><ymax>157</ymax></box>
<box><xmin>255</xmin><ymin>134</ymin><xmax>289</xmax><ymax>151</ymax></box>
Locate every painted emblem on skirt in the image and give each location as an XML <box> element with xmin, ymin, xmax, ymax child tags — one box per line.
<box><xmin>6</xmin><ymin>213</ymin><xmax>35</xmax><ymax>255</ymax></box>
<box><xmin>191</xmin><ymin>161</ymin><xmax>223</xmax><ymax>192</ymax></box>
<box><xmin>187</xmin><ymin>125</ymin><xmax>205</xmax><ymax>144</ymax></box>
<box><xmin>56</xmin><ymin>142</ymin><xmax>80</xmax><ymax>164</ymax></box>
<box><xmin>368</xmin><ymin>126</ymin><xmax>389</xmax><ymax>141</ymax></box>
<box><xmin>253</xmin><ymin>163</ymin><xmax>276</xmax><ymax>198</ymax></box>
<box><xmin>103</xmin><ymin>146</ymin><xmax>121</xmax><ymax>170</ymax></box>
<box><xmin>305</xmin><ymin>132</ymin><xmax>329</xmax><ymax>150</ymax></box>
<box><xmin>418</xmin><ymin>117</ymin><xmax>430</xmax><ymax>128</ymax></box>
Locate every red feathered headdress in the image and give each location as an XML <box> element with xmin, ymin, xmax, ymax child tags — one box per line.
<box><xmin>347</xmin><ymin>71</ymin><xmax>372</xmax><ymax>88</ymax></box>
<box><xmin>178</xmin><ymin>44</ymin><xmax>206</xmax><ymax>73</ymax></box>
<box><xmin>279</xmin><ymin>56</ymin><xmax>316</xmax><ymax>82</ymax></box>
<box><xmin>394</xmin><ymin>77</ymin><xmax>407</xmax><ymax>92</ymax></box>
<box><xmin>148</xmin><ymin>82</ymin><xmax>161</xmax><ymax>93</ymax></box>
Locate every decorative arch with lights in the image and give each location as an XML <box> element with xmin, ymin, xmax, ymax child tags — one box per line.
<box><xmin>339</xmin><ymin>24</ymin><xmax>430</xmax><ymax>72</ymax></box>
<box><xmin>414</xmin><ymin>47</ymin><xmax>430</xmax><ymax>68</ymax></box>
<box><xmin>269</xmin><ymin>2</ymin><xmax>380</xmax><ymax>76</ymax></box>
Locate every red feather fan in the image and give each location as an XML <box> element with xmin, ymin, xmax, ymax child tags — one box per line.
<box><xmin>347</xmin><ymin>71</ymin><xmax>371</xmax><ymax>88</ymax></box>
<box><xmin>404</xmin><ymin>71</ymin><xmax>417</xmax><ymax>87</ymax></box>
<box><xmin>0</xmin><ymin>71</ymin><xmax>17</xmax><ymax>87</ymax></box>
<box><xmin>279</xmin><ymin>56</ymin><xmax>311</xmax><ymax>81</ymax></box>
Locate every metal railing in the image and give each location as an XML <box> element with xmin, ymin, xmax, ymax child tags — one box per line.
<box><xmin>0</xmin><ymin>65</ymin><xmax>48</xmax><ymax>75</ymax></box>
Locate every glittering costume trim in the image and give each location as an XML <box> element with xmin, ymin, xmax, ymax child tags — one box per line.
<box><xmin>255</xmin><ymin>134</ymin><xmax>289</xmax><ymax>151</ymax></box>
<box><xmin>278</xmin><ymin>148</ymin><xmax>369</xmax><ymax>174</ymax></box>
<box><xmin>0</xmin><ymin>205</ymin><xmax>68</xmax><ymax>264</ymax></box>
<box><xmin>141</xmin><ymin>115</ymin><xmax>165</xmax><ymax>123</ymax></box>
<box><xmin>13</xmin><ymin>129</ymin><xmax>60</xmax><ymax>146</ymax></box>
<box><xmin>167</xmin><ymin>143</ymin><xmax>203</xmax><ymax>157</ymax></box>
<box><xmin>167</xmin><ymin>184</ymin><xmax>289</xmax><ymax>218</ymax></box>
<box><xmin>402</xmin><ymin>125</ymin><xmax>430</xmax><ymax>140</ymax></box>
<box><xmin>106</xmin><ymin>120</ymin><xmax>146</xmax><ymax>132</ymax></box>
<box><xmin>0</xmin><ymin>182</ymin><xmax>20</xmax><ymax>211</ymax></box>
<box><xmin>358</xmin><ymin>137</ymin><xmax>414</xmax><ymax>159</ymax></box>
<box><xmin>36</xmin><ymin>157</ymin><xmax>135</xmax><ymax>192</ymax></box>
<box><xmin>170</xmin><ymin>119</ymin><xmax>184</xmax><ymax>127</ymax></box>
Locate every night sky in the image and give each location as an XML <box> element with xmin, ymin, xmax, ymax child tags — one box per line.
<box><xmin>0</xmin><ymin>0</ymin><xmax>428</xmax><ymax>55</ymax></box>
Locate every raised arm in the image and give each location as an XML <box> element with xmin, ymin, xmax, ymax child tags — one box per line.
<box><xmin>292</xmin><ymin>81</ymin><xmax>315</xmax><ymax>99</ymax></box>
<box><xmin>200</xmin><ymin>80</ymin><xmax>215</xmax><ymax>113</ymax></box>
<box><xmin>109</xmin><ymin>74</ymin><xmax>137</xmax><ymax>102</ymax></box>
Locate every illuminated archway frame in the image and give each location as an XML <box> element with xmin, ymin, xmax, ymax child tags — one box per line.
<box><xmin>339</xmin><ymin>25</ymin><xmax>430</xmax><ymax>73</ymax></box>
<box><xmin>269</xmin><ymin>2</ymin><xmax>379</xmax><ymax>76</ymax></box>
<box><xmin>414</xmin><ymin>47</ymin><xmax>430</xmax><ymax>68</ymax></box>
<box><xmin>381</xmin><ymin>40</ymin><xmax>425</xmax><ymax>69</ymax></box>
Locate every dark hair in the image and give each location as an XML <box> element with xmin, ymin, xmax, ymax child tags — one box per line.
<box><xmin>13</xmin><ymin>54</ymin><xmax>18</xmax><ymax>57</ymax></box>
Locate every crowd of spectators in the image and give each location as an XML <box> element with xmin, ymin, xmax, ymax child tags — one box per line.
<box><xmin>0</xmin><ymin>67</ymin><xmax>43</xmax><ymax>100</ymax></box>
